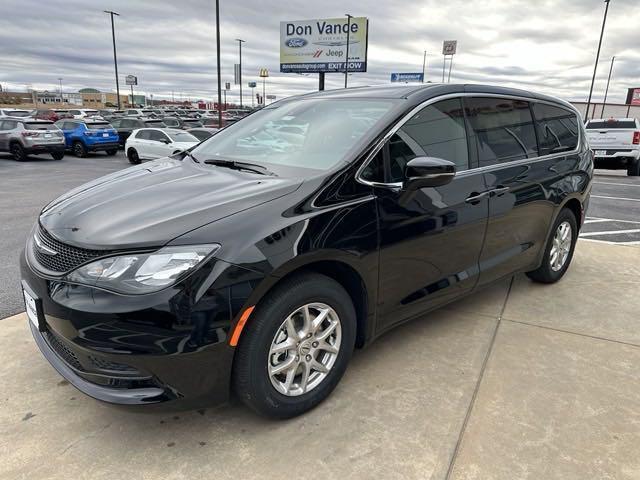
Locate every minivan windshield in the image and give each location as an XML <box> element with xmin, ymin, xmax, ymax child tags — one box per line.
<box><xmin>192</xmin><ymin>98</ymin><xmax>397</xmax><ymax>171</ymax></box>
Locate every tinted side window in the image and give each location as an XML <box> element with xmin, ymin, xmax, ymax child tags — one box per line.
<box><xmin>465</xmin><ymin>97</ymin><xmax>538</xmax><ymax>166</ymax></box>
<box><xmin>149</xmin><ymin>130</ymin><xmax>169</xmax><ymax>142</ymax></box>
<box><xmin>399</xmin><ymin>98</ymin><xmax>469</xmax><ymax>171</ymax></box>
<box><xmin>2</xmin><ymin>120</ymin><xmax>17</xmax><ymax>130</ymax></box>
<box><xmin>110</xmin><ymin>119</ymin><xmax>122</xmax><ymax>128</ymax></box>
<box><xmin>136</xmin><ymin>130</ymin><xmax>151</xmax><ymax>140</ymax></box>
<box><xmin>533</xmin><ymin>103</ymin><xmax>579</xmax><ymax>155</ymax></box>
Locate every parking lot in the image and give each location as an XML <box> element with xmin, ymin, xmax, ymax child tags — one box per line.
<box><xmin>1</xmin><ymin>154</ymin><xmax>639</xmax><ymax>479</ymax></box>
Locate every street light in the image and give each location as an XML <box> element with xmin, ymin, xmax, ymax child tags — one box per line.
<box><xmin>235</xmin><ymin>39</ymin><xmax>245</xmax><ymax>108</ymax></box>
<box><xmin>103</xmin><ymin>10</ymin><xmax>121</xmax><ymax>109</ymax></box>
<box><xmin>215</xmin><ymin>0</ymin><xmax>222</xmax><ymax>128</ymax></box>
<box><xmin>601</xmin><ymin>56</ymin><xmax>616</xmax><ymax>117</ymax></box>
<box><xmin>58</xmin><ymin>77</ymin><xmax>63</xmax><ymax>103</ymax></box>
<box><xmin>344</xmin><ymin>14</ymin><xmax>352</xmax><ymax>88</ymax></box>
<box><xmin>585</xmin><ymin>0</ymin><xmax>611</xmax><ymax>121</ymax></box>
<box><xmin>422</xmin><ymin>51</ymin><xmax>427</xmax><ymax>83</ymax></box>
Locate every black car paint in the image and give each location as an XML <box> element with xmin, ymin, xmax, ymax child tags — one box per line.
<box><xmin>20</xmin><ymin>84</ymin><xmax>593</xmax><ymax>407</ymax></box>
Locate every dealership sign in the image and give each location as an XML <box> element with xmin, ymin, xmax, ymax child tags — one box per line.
<box><xmin>627</xmin><ymin>88</ymin><xmax>640</xmax><ymax>106</ymax></box>
<box><xmin>125</xmin><ymin>75</ymin><xmax>137</xmax><ymax>86</ymax></box>
<box><xmin>390</xmin><ymin>73</ymin><xmax>424</xmax><ymax>83</ymax></box>
<box><xmin>280</xmin><ymin>17</ymin><xmax>369</xmax><ymax>73</ymax></box>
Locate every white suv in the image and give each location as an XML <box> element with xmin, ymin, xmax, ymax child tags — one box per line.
<box><xmin>124</xmin><ymin>128</ymin><xmax>200</xmax><ymax>164</ymax></box>
<box><xmin>585</xmin><ymin>118</ymin><xmax>640</xmax><ymax>176</ymax></box>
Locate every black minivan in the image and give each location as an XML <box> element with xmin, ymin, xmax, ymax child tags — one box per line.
<box><xmin>21</xmin><ymin>84</ymin><xmax>593</xmax><ymax>418</ymax></box>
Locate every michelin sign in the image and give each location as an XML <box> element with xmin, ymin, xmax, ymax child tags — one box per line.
<box><xmin>280</xmin><ymin>17</ymin><xmax>369</xmax><ymax>73</ymax></box>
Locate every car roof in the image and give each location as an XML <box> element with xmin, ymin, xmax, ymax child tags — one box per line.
<box><xmin>290</xmin><ymin>83</ymin><xmax>576</xmax><ymax>111</ymax></box>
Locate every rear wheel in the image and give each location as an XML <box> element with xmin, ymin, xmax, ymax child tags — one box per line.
<box><xmin>10</xmin><ymin>143</ymin><xmax>26</xmax><ymax>161</ymax></box>
<box><xmin>233</xmin><ymin>273</ymin><xmax>356</xmax><ymax>418</ymax></box>
<box><xmin>627</xmin><ymin>160</ymin><xmax>640</xmax><ymax>177</ymax></box>
<box><xmin>526</xmin><ymin>208</ymin><xmax>578</xmax><ymax>284</ymax></box>
<box><xmin>51</xmin><ymin>152</ymin><xmax>64</xmax><ymax>160</ymax></box>
<box><xmin>73</xmin><ymin>141</ymin><xmax>87</xmax><ymax>158</ymax></box>
<box><xmin>105</xmin><ymin>149</ymin><xmax>118</xmax><ymax>156</ymax></box>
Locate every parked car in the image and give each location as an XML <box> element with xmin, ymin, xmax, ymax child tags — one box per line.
<box><xmin>0</xmin><ymin>109</ymin><xmax>31</xmax><ymax>118</ymax></box>
<box><xmin>51</xmin><ymin>109</ymin><xmax>74</xmax><ymax>120</ymax></box>
<box><xmin>124</xmin><ymin>108</ymin><xmax>151</xmax><ymax>117</ymax></box>
<box><xmin>161</xmin><ymin>116</ymin><xmax>203</xmax><ymax>129</ymax></box>
<box><xmin>20</xmin><ymin>84</ymin><xmax>592</xmax><ymax>418</ymax></box>
<box><xmin>186</xmin><ymin>127</ymin><xmax>218</xmax><ymax>141</ymax></box>
<box><xmin>30</xmin><ymin>109</ymin><xmax>61</xmax><ymax>122</ymax></box>
<box><xmin>125</xmin><ymin>128</ymin><xmax>199</xmax><ymax>163</ymax></box>
<box><xmin>585</xmin><ymin>117</ymin><xmax>640</xmax><ymax>176</ymax></box>
<box><xmin>54</xmin><ymin>119</ymin><xmax>119</xmax><ymax>157</ymax></box>
<box><xmin>0</xmin><ymin>119</ymin><xmax>65</xmax><ymax>160</ymax></box>
<box><xmin>110</xmin><ymin>117</ymin><xmax>167</xmax><ymax>147</ymax></box>
<box><xmin>201</xmin><ymin>117</ymin><xmax>236</xmax><ymax>128</ymax></box>
<box><xmin>66</xmin><ymin>109</ymin><xmax>100</xmax><ymax>119</ymax></box>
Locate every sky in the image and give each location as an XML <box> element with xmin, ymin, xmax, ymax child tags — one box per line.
<box><xmin>0</xmin><ymin>0</ymin><xmax>638</xmax><ymax>105</ymax></box>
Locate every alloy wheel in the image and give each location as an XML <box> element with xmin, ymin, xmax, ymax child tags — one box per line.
<box><xmin>550</xmin><ymin>221</ymin><xmax>572</xmax><ymax>272</ymax></box>
<box><xmin>268</xmin><ymin>302</ymin><xmax>341</xmax><ymax>397</ymax></box>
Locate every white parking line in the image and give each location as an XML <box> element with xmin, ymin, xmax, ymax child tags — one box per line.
<box><xmin>580</xmin><ymin>238</ymin><xmax>640</xmax><ymax>246</ymax></box>
<box><xmin>580</xmin><ymin>229</ymin><xmax>640</xmax><ymax>237</ymax></box>
<box><xmin>585</xmin><ymin>217</ymin><xmax>640</xmax><ymax>225</ymax></box>
<box><xmin>594</xmin><ymin>182</ymin><xmax>640</xmax><ymax>187</ymax></box>
<box><xmin>591</xmin><ymin>195</ymin><xmax>640</xmax><ymax>203</ymax></box>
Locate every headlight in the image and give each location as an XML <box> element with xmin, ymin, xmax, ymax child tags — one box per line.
<box><xmin>66</xmin><ymin>244</ymin><xmax>219</xmax><ymax>294</ymax></box>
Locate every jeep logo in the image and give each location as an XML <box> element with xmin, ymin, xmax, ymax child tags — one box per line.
<box><xmin>285</xmin><ymin>38</ymin><xmax>308</xmax><ymax>48</ymax></box>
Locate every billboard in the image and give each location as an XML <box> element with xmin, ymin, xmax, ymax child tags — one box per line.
<box><xmin>391</xmin><ymin>73</ymin><xmax>424</xmax><ymax>83</ymax></box>
<box><xmin>626</xmin><ymin>88</ymin><xmax>640</xmax><ymax>106</ymax></box>
<box><xmin>442</xmin><ymin>40</ymin><xmax>457</xmax><ymax>55</ymax></box>
<box><xmin>280</xmin><ymin>17</ymin><xmax>369</xmax><ymax>73</ymax></box>
<box><xmin>125</xmin><ymin>75</ymin><xmax>137</xmax><ymax>86</ymax></box>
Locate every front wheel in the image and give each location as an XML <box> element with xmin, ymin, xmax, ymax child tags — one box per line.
<box><xmin>233</xmin><ymin>273</ymin><xmax>356</xmax><ymax>418</ymax></box>
<box><xmin>127</xmin><ymin>148</ymin><xmax>141</xmax><ymax>164</ymax></box>
<box><xmin>526</xmin><ymin>208</ymin><xmax>578</xmax><ymax>284</ymax></box>
<box><xmin>10</xmin><ymin>143</ymin><xmax>26</xmax><ymax>161</ymax></box>
<box><xmin>51</xmin><ymin>152</ymin><xmax>64</xmax><ymax>160</ymax></box>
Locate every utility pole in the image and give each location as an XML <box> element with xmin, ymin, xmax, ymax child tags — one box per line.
<box><xmin>344</xmin><ymin>14</ymin><xmax>352</xmax><ymax>88</ymax></box>
<box><xmin>235</xmin><ymin>39</ymin><xmax>245</xmax><ymax>108</ymax></box>
<box><xmin>104</xmin><ymin>10</ymin><xmax>121</xmax><ymax>109</ymax></box>
<box><xmin>601</xmin><ymin>56</ymin><xmax>616</xmax><ymax>118</ymax></box>
<box><xmin>422</xmin><ymin>51</ymin><xmax>427</xmax><ymax>83</ymax></box>
<box><xmin>215</xmin><ymin>0</ymin><xmax>222</xmax><ymax>128</ymax></box>
<box><xmin>586</xmin><ymin>0</ymin><xmax>611</xmax><ymax>121</ymax></box>
<box><xmin>58</xmin><ymin>78</ymin><xmax>63</xmax><ymax>103</ymax></box>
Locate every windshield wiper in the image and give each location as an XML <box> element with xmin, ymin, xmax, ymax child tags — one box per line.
<box><xmin>180</xmin><ymin>150</ymin><xmax>199</xmax><ymax>162</ymax></box>
<box><xmin>203</xmin><ymin>158</ymin><xmax>275</xmax><ymax>176</ymax></box>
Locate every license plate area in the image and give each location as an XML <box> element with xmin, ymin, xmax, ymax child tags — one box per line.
<box><xmin>22</xmin><ymin>281</ymin><xmax>45</xmax><ymax>331</ymax></box>
<box><xmin>594</xmin><ymin>150</ymin><xmax>607</xmax><ymax>156</ymax></box>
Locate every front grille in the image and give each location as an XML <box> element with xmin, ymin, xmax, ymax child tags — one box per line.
<box><xmin>44</xmin><ymin>330</ymin><xmax>83</xmax><ymax>371</ymax></box>
<box><xmin>88</xmin><ymin>355</ymin><xmax>139</xmax><ymax>374</ymax></box>
<box><xmin>33</xmin><ymin>225</ymin><xmax>114</xmax><ymax>274</ymax></box>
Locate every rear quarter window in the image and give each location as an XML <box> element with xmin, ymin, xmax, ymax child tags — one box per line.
<box><xmin>533</xmin><ymin>103</ymin><xmax>579</xmax><ymax>155</ymax></box>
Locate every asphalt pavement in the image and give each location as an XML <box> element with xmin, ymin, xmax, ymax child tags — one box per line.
<box><xmin>0</xmin><ymin>153</ymin><xmax>638</xmax><ymax>319</ymax></box>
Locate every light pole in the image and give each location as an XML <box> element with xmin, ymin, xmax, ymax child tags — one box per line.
<box><xmin>585</xmin><ymin>0</ymin><xmax>611</xmax><ymax>121</ymax></box>
<box><xmin>235</xmin><ymin>39</ymin><xmax>245</xmax><ymax>108</ymax></box>
<box><xmin>58</xmin><ymin>78</ymin><xmax>63</xmax><ymax>103</ymax></box>
<box><xmin>104</xmin><ymin>10</ymin><xmax>121</xmax><ymax>109</ymax></box>
<box><xmin>422</xmin><ymin>51</ymin><xmax>427</xmax><ymax>83</ymax></box>
<box><xmin>215</xmin><ymin>0</ymin><xmax>222</xmax><ymax>127</ymax></box>
<box><xmin>601</xmin><ymin>56</ymin><xmax>616</xmax><ymax>117</ymax></box>
<box><xmin>344</xmin><ymin>14</ymin><xmax>352</xmax><ymax>88</ymax></box>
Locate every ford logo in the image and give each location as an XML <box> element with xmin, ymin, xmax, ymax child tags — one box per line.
<box><xmin>285</xmin><ymin>38</ymin><xmax>308</xmax><ymax>48</ymax></box>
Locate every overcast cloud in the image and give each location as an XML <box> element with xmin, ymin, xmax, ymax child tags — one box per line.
<box><xmin>0</xmin><ymin>0</ymin><xmax>638</xmax><ymax>104</ymax></box>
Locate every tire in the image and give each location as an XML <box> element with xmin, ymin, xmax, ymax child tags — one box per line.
<box><xmin>233</xmin><ymin>273</ymin><xmax>356</xmax><ymax>418</ymax></box>
<box><xmin>105</xmin><ymin>149</ymin><xmax>118</xmax><ymax>156</ymax></box>
<box><xmin>10</xmin><ymin>142</ymin><xmax>26</xmax><ymax>161</ymax></box>
<box><xmin>627</xmin><ymin>160</ymin><xmax>640</xmax><ymax>177</ymax></box>
<box><xmin>73</xmin><ymin>141</ymin><xmax>87</xmax><ymax>158</ymax></box>
<box><xmin>51</xmin><ymin>152</ymin><xmax>64</xmax><ymax>160</ymax></box>
<box><xmin>127</xmin><ymin>148</ymin><xmax>141</xmax><ymax>164</ymax></box>
<box><xmin>526</xmin><ymin>208</ymin><xmax>578</xmax><ymax>284</ymax></box>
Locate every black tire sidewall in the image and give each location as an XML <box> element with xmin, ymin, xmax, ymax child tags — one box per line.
<box><xmin>11</xmin><ymin>143</ymin><xmax>25</xmax><ymax>161</ymax></box>
<box><xmin>51</xmin><ymin>152</ymin><xmax>64</xmax><ymax>160</ymax></box>
<box><xmin>234</xmin><ymin>274</ymin><xmax>356</xmax><ymax>418</ymax></box>
<box><xmin>127</xmin><ymin>149</ymin><xmax>140</xmax><ymax>164</ymax></box>
<box><xmin>529</xmin><ymin>208</ymin><xmax>578</xmax><ymax>283</ymax></box>
<box><xmin>73</xmin><ymin>141</ymin><xmax>87</xmax><ymax>157</ymax></box>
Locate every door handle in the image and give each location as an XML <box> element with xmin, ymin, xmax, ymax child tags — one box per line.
<box><xmin>465</xmin><ymin>191</ymin><xmax>490</xmax><ymax>204</ymax></box>
<box><xmin>491</xmin><ymin>186</ymin><xmax>510</xmax><ymax>196</ymax></box>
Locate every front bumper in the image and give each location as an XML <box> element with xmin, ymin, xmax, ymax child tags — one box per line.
<box><xmin>19</xmin><ymin>246</ymin><xmax>260</xmax><ymax>408</ymax></box>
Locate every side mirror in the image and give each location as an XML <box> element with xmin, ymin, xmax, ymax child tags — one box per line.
<box><xmin>403</xmin><ymin>156</ymin><xmax>456</xmax><ymax>190</ymax></box>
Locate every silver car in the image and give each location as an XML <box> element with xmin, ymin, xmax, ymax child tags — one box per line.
<box><xmin>0</xmin><ymin>119</ymin><xmax>66</xmax><ymax>161</ymax></box>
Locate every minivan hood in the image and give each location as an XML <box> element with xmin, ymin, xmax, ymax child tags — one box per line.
<box><xmin>40</xmin><ymin>157</ymin><xmax>302</xmax><ymax>249</ymax></box>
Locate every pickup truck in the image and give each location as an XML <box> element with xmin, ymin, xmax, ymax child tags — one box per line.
<box><xmin>585</xmin><ymin>118</ymin><xmax>640</xmax><ymax>176</ymax></box>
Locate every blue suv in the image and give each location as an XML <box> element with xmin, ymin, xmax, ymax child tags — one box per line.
<box><xmin>54</xmin><ymin>119</ymin><xmax>119</xmax><ymax>157</ymax></box>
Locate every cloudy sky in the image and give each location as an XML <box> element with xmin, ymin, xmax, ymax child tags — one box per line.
<box><xmin>1</xmin><ymin>0</ymin><xmax>638</xmax><ymax>104</ymax></box>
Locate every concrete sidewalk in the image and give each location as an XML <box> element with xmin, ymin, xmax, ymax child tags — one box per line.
<box><xmin>1</xmin><ymin>240</ymin><xmax>639</xmax><ymax>480</ymax></box>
